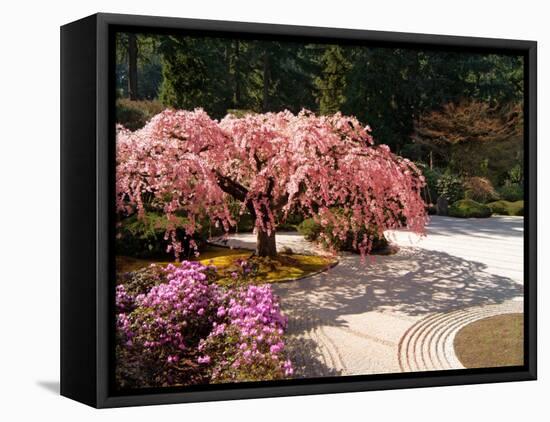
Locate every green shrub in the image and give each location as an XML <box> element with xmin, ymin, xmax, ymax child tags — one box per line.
<box><xmin>227</xmin><ymin>109</ymin><xmax>257</xmax><ymax>118</ymax></box>
<box><xmin>297</xmin><ymin>217</ymin><xmax>388</xmax><ymax>252</ymax></box>
<box><xmin>117</xmin><ymin>265</ymin><xmax>168</xmax><ymax>295</ymax></box>
<box><xmin>427</xmin><ymin>204</ymin><xmax>438</xmax><ymax>215</ymax></box>
<box><xmin>487</xmin><ymin>200</ymin><xmax>524</xmax><ymax>216</ymax></box>
<box><xmin>116</xmin><ymin>211</ymin><xmax>208</xmax><ymax>259</ymax></box>
<box><xmin>276</xmin><ymin>222</ymin><xmax>298</xmax><ymax>231</ymax></box>
<box><xmin>232</xmin><ymin>210</ymin><xmax>303</xmax><ymax>233</ymax></box>
<box><xmin>235</xmin><ymin>212</ymin><xmax>255</xmax><ymax>233</ymax></box>
<box><xmin>487</xmin><ymin>200</ymin><xmax>508</xmax><ymax>215</ymax></box>
<box><xmin>229</xmin><ymin>211</ymin><xmax>301</xmax><ymax>233</ymax></box>
<box><xmin>276</xmin><ymin>212</ymin><xmax>304</xmax><ymax>231</ymax></box>
<box><xmin>515</xmin><ymin>202</ymin><xmax>524</xmax><ymax>216</ymax></box>
<box><xmin>516</xmin><ymin>203</ymin><xmax>524</xmax><ymax>216</ymax></box>
<box><xmin>117</xmin><ymin>103</ymin><xmax>147</xmax><ymax>131</ymax></box>
<box><xmin>285</xmin><ymin>211</ymin><xmax>305</xmax><ymax>226</ymax></box>
<box><xmin>436</xmin><ymin>173</ymin><xmax>464</xmax><ymax>204</ymax></box>
<box><xmin>449</xmin><ymin>199</ymin><xmax>492</xmax><ymax>218</ymax></box>
<box><xmin>507</xmin><ymin>164</ymin><xmax>523</xmax><ymax>185</ymax></box>
<box><xmin>116</xmin><ymin>99</ymin><xmax>165</xmax><ymax>130</ymax></box>
<box><xmin>416</xmin><ymin>163</ymin><xmax>442</xmax><ymax>206</ymax></box>
<box><xmin>497</xmin><ymin>183</ymin><xmax>524</xmax><ymax>202</ymax></box>
<box><xmin>297</xmin><ymin>218</ymin><xmax>323</xmax><ymax>241</ymax></box>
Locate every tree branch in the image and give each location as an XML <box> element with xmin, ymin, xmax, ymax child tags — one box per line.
<box><xmin>253</xmin><ymin>153</ymin><xmax>265</xmax><ymax>171</ymax></box>
<box><xmin>214</xmin><ymin>170</ymin><xmax>249</xmax><ymax>202</ymax></box>
<box><xmin>214</xmin><ymin>170</ymin><xmax>258</xmax><ymax>220</ymax></box>
<box><xmin>273</xmin><ymin>194</ymin><xmax>289</xmax><ymax>211</ymax></box>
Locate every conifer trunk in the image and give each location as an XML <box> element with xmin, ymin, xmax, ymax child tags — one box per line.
<box><xmin>128</xmin><ymin>33</ymin><xmax>138</xmax><ymax>100</ymax></box>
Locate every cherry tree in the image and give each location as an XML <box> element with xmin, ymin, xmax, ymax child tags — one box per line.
<box><xmin>116</xmin><ymin>108</ymin><xmax>427</xmax><ymax>258</ymax></box>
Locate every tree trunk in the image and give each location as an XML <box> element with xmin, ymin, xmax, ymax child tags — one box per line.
<box><xmin>262</xmin><ymin>51</ymin><xmax>270</xmax><ymax>112</ymax></box>
<box><xmin>256</xmin><ymin>229</ymin><xmax>277</xmax><ymax>257</ymax></box>
<box><xmin>128</xmin><ymin>33</ymin><xmax>138</xmax><ymax>100</ymax></box>
<box><xmin>234</xmin><ymin>41</ymin><xmax>241</xmax><ymax>108</ymax></box>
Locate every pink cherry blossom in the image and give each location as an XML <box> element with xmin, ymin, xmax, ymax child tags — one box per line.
<box><xmin>116</xmin><ymin>108</ymin><xmax>427</xmax><ymax>258</ymax></box>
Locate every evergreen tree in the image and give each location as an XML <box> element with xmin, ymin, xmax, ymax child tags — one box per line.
<box><xmin>315</xmin><ymin>46</ymin><xmax>350</xmax><ymax>115</ymax></box>
<box><xmin>158</xmin><ymin>36</ymin><xmax>233</xmax><ymax>119</ymax></box>
<box><xmin>115</xmin><ymin>30</ymin><xmax>524</xmax><ymax>177</ymax></box>
<box><xmin>115</xmin><ymin>33</ymin><xmax>162</xmax><ymax>100</ymax></box>
<box><xmin>252</xmin><ymin>41</ymin><xmax>319</xmax><ymax>114</ymax></box>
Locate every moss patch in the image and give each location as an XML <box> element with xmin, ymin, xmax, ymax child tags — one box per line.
<box><xmin>116</xmin><ymin>246</ymin><xmax>251</xmax><ymax>273</ymax></box>
<box><xmin>201</xmin><ymin>253</ymin><xmax>336</xmax><ymax>286</ymax></box>
<box><xmin>487</xmin><ymin>200</ymin><xmax>524</xmax><ymax>216</ymax></box>
<box><xmin>449</xmin><ymin>199</ymin><xmax>492</xmax><ymax>218</ymax></box>
<box><xmin>454</xmin><ymin>313</ymin><xmax>524</xmax><ymax>368</ymax></box>
<box><xmin>116</xmin><ymin>246</ymin><xmax>336</xmax><ymax>284</ymax></box>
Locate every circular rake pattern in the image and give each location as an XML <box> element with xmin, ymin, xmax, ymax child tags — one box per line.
<box><xmin>398</xmin><ymin>300</ymin><xmax>523</xmax><ymax>372</ymax></box>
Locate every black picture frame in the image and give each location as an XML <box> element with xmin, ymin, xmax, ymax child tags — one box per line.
<box><xmin>60</xmin><ymin>12</ymin><xmax>537</xmax><ymax>408</ymax></box>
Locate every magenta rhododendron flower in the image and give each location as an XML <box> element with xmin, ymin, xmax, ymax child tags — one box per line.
<box><xmin>197</xmin><ymin>355</ymin><xmax>211</xmax><ymax>364</ymax></box>
<box><xmin>116</xmin><ymin>262</ymin><xmax>292</xmax><ymax>388</ymax></box>
<box><xmin>283</xmin><ymin>359</ymin><xmax>293</xmax><ymax>376</ymax></box>
<box><xmin>115</xmin><ymin>284</ymin><xmax>134</xmax><ymax>313</ymax></box>
<box><xmin>198</xmin><ymin>284</ymin><xmax>292</xmax><ymax>382</ymax></box>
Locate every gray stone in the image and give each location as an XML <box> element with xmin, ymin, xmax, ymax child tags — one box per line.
<box><xmin>436</xmin><ymin>196</ymin><xmax>449</xmax><ymax>216</ymax></box>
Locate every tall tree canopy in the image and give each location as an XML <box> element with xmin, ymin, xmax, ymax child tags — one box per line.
<box><xmin>158</xmin><ymin>36</ymin><xmax>233</xmax><ymax>118</ymax></box>
<box><xmin>116</xmin><ymin>33</ymin><xmax>162</xmax><ymax>100</ymax></box>
<box><xmin>412</xmin><ymin>101</ymin><xmax>523</xmax><ymax>183</ymax></box>
<box><xmin>115</xmin><ymin>33</ymin><xmax>524</xmax><ymax>196</ymax></box>
<box><xmin>315</xmin><ymin>45</ymin><xmax>350</xmax><ymax>115</ymax></box>
<box><xmin>116</xmin><ymin>109</ymin><xmax>427</xmax><ymax>258</ymax></box>
<box><xmin>343</xmin><ymin>49</ymin><xmax>523</xmax><ymax>153</ymax></box>
<box><xmin>116</xmin><ymin>32</ymin><xmax>523</xmax><ymax>156</ymax></box>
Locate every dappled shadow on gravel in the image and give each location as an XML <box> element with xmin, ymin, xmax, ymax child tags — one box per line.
<box><xmin>274</xmin><ymin>247</ymin><xmax>523</xmax><ymax>335</ymax></box>
<box><xmin>284</xmin><ymin>337</ymin><xmax>343</xmax><ymax>379</ymax></box>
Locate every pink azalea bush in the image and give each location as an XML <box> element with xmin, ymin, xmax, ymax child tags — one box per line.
<box><xmin>116</xmin><ymin>261</ymin><xmax>292</xmax><ymax>388</ymax></box>
<box><xmin>116</xmin><ymin>109</ymin><xmax>427</xmax><ymax>258</ymax></box>
<box><xmin>198</xmin><ymin>284</ymin><xmax>293</xmax><ymax>382</ymax></box>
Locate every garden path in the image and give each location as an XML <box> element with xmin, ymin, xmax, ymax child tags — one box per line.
<box><xmin>212</xmin><ymin>216</ymin><xmax>524</xmax><ymax>377</ymax></box>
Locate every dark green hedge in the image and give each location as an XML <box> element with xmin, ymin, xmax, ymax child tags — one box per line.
<box><xmin>448</xmin><ymin>199</ymin><xmax>492</xmax><ymax>218</ymax></box>
<box><xmin>487</xmin><ymin>200</ymin><xmax>524</xmax><ymax>216</ymax></box>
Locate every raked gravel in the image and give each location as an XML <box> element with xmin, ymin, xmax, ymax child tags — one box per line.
<box><xmin>212</xmin><ymin>216</ymin><xmax>524</xmax><ymax>377</ymax></box>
